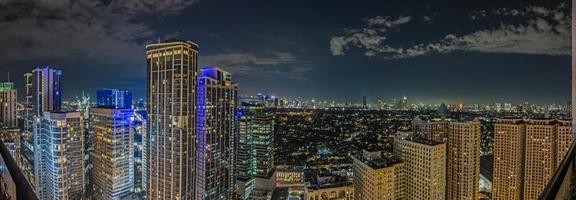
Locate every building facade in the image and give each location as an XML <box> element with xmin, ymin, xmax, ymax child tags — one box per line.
<box><xmin>352</xmin><ymin>151</ymin><xmax>404</xmax><ymax>200</ymax></box>
<box><xmin>0</xmin><ymin>82</ymin><xmax>17</xmax><ymax>129</ymax></box>
<box><xmin>493</xmin><ymin>119</ymin><xmax>525</xmax><ymax>200</ymax></box>
<box><xmin>91</xmin><ymin>89</ymin><xmax>135</xmax><ymax>200</ymax></box>
<box><xmin>493</xmin><ymin>119</ymin><xmax>572</xmax><ymax>200</ymax></box>
<box><xmin>237</xmin><ymin>103</ymin><xmax>274</xmax><ymax>179</ymax></box>
<box><xmin>394</xmin><ymin>137</ymin><xmax>446</xmax><ymax>200</ymax></box>
<box><xmin>34</xmin><ymin>112</ymin><xmax>84</xmax><ymax>200</ymax></box>
<box><xmin>446</xmin><ymin>120</ymin><xmax>481</xmax><ymax>200</ymax></box>
<box><xmin>412</xmin><ymin>116</ymin><xmax>481</xmax><ymax>200</ymax></box>
<box><xmin>23</xmin><ymin>66</ymin><xmax>63</xmax><ymax>188</ymax></box>
<box><xmin>146</xmin><ymin>40</ymin><xmax>198</xmax><ymax>200</ymax></box>
<box><xmin>196</xmin><ymin>67</ymin><xmax>238</xmax><ymax>200</ymax></box>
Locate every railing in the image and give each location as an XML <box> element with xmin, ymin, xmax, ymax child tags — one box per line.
<box><xmin>0</xmin><ymin>140</ymin><xmax>37</xmax><ymax>200</ymax></box>
<box><xmin>539</xmin><ymin>140</ymin><xmax>576</xmax><ymax>199</ymax></box>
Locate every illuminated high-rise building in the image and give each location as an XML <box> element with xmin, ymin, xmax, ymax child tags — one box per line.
<box><xmin>352</xmin><ymin>150</ymin><xmax>404</xmax><ymax>200</ymax></box>
<box><xmin>97</xmin><ymin>89</ymin><xmax>132</xmax><ymax>109</ymax></box>
<box><xmin>394</xmin><ymin>137</ymin><xmax>446</xmax><ymax>200</ymax></box>
<box><xmin>196</xmin><ymin>67</ymin><xmax>238</xmax><ymax>200</ymax></box>
<box><xmin>412</xmin><ymin>115</ymin><xmax>481</xmax><ymax>200</ymax></box>
<box><xmin>146</xmin><ymin>40</ymin><xmax>198</xmax><ymax>200</ymax></box>
<box><xmin>91</xmin><ymin>89</ymin><xmax>135</xmax><ymax>200</ymax></box>
<box><xmin>493</xmin><ymin>119</ymin><xmax>525</xmax><ymax>200</ymax></box>
<box><xmin>34</xmin><ymin>111</ymin><xmax>84</xmax><ymax>200</ymax></box>
<box><xmin>446</xmin><ymin>120</ymin><xmax>481</xmax><ymax>200</ymax></box>
<box><xmin>0</xmin><ymin>82</ymin><xmax>17</xmax><ymax>129</ymax></box>
<box><xmin>22</xmin><ymin>66</ymin><xmax>63</xmax><ymax>187</ymax></box>
<box><xmin>493</xmin><ymin>119</ymin><xmax>572</xmax><ymax>200</ymax></box>
<box><xmin>236</xmin><ymin>101</ymin><xmax>275</xmax><ymax>199</ymax></box>
<box><xmin>31</xmin><ymin>66</ymin><xmax>62</xmax><ymax>115</ymax></box>
<box><xmin>0</xmin><ymin>82</ymin><xmax>20</xmax><ymax>165</ymax></box>
<box><xmin>236</xmin><ymin>102</ymin><xmax>274</xmax><ymax>179</ymax></box>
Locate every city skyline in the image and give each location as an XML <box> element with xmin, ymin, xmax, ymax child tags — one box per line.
<box><xmin>0</xmin><ymin>0</ymin><xmax>571</xmax><ymax>104</ymax></box>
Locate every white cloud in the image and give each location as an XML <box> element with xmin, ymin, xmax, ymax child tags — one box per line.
<box><xmin>331</xmin><ymin>4</ymin><xmax>570</xmax><ymax>59</ymax></box>
<box><xmin>330</xmin><ymin>16</ymin><xmax>411</xmax><ymax>56</ymax></box>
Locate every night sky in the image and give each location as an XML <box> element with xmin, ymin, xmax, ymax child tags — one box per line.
<box><xmin>0</xmin><ymin>0</ymin><xmax>571</xmax><ymax>104</ymax></box>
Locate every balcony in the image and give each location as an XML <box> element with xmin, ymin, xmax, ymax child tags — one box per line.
<box><xmin>0</xmin><ymin>140</ymin><xmax>37</xmax><ymax>200</ymax></box>
<box><xmin>539</xmin><ymin>139</ymin><xmax>576</xmax><ymax>199</ymax></box>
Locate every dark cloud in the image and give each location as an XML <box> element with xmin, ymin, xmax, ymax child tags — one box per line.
<box><xmin>0</xmin><ymin>0</ymin><xmax>197</xmax><ymax>64</ymax></box>
<box><xmin>200</xmin><ymin>52</ymin><xmax>313</xmax><ymax>81</ymax></box>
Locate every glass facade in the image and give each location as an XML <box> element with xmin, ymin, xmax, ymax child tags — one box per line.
<box><xmin>195</xmin><ymin>67</ymin><xmax>238</xmax><ymax>200</ymax></box>
<box><xmin>146</xmin><ymin>40</ymin><xmax>198</xmax><ymax>200</ymax></box>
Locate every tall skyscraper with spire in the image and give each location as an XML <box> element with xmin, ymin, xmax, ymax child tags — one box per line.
<box><xmin>146</xmin><ymin>40</ymin><xmax>198</xmax><ymax>200</ymax></box>
<box><xmin>195</xmin><ymin>67</ymin><xmax>238</xmax><ymax>200</ymax></box>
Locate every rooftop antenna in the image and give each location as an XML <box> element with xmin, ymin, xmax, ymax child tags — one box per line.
<box><xmin>7</xmin><ymin>70</ymin><xmax>10</xmax><ymax>82</ymax></box>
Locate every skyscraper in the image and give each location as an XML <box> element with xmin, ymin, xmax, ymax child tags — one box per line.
<box><xmin>146</xmin><ymin>40</ymin><xmax>198</xmax><ymax>200</ymax></box>
<box><xmin>196</xmin><ymin>67</ymin><xmax>238</xmax><ymax>200</ymax></box>
<box><xmin>412</xmin><ymin>115</ymin><xmax>481</xmax><ymax>200</ymax></box>
<box><xmin>394</xmin><ymin>137</ymin><xmax>446</xmax><ymax>200</ymax></box>
<box><xmin>0</xmin><ymin>82</ymin><xmax>20</xmax><ymax>165</ymax></box>
<box><xmin>0</xmin><ymin>82</ymin><xmax>17</xmax><ymax>129</ymax></box>
<box><xmin>236</xmin><ymin>103</ymin><xmax>274</xmax><ymax>179</ymax></box>
<box><xmin>34</xmin><ymin>111</ymin><xmax>84</xmax><ymax>200</ymax></box>
<box><xmin>236</xmin><ymin>101</ymin><xmax>275</xmax><ymax>199</ymax></box>
<box><xmin>91</xmin><ymin>89</ymin><xmax>135</xmax><ymax>200</ymax></box>
<box><xmin>22</xmin><ymin>66</ymin><xmax>63</xmax><ymax>187</ymax></box>
<box><xmin>493</xmin><ymin>119</ymin><xmax>572</xmax><ymax>200</ymax></box>
<box><xmin>352</xmin><ymin>150</ymin><xmax>404</xmax><ymax>200</ymax></box>
<box><xmin>446</xmin><ymin>120</ymin><xmax>481</xmax><ymax>200</ymax></box>
<box><xmin>492</xmin><ymin>119</ymin><xmax>525</xmax><ymax>200</ymax></box>
<box><xmin>31</xmin><ymin>66</ymin><xmax>62</xmax><ymax>115</ymax></box>
<box><xmin>96</xmin><ymin>89</ymin><xmax>132</xmax><ymax>109</ymax></box>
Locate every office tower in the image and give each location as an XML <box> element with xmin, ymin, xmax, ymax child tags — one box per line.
<box><xmin>394</xmin><ymin>137</ymin><xmax>446</xmax><ymax>200</ymax></box>
<box><xmin>446</xmin><ymin>120</ymin><xmax>481</xmax><ymax>200</ymax></box>
<box><xmin>34</xmin><ymin>112</ymin><xmax>84</xmax><ymax>200</ymax></box>
<box><xmin>97</xmin><ymin>89</ymin><xmax>132</xmax><ymax>109</ymax></box>
<box><xmin>493</xmin><ymin>119</ymin><xmax>572</xmax><ymax>200</ymax></box>
<box><xmin>352</xmin><ymin>150</ymin><xmax>404</xmax><ymax>200</ymax></box>
<box><xmin>22</xmin><ymin>66</ymin><xmax>63</xmax><ymax>187</ymax></box>
<box><xmin>0</xmin><ymin>82</ymin><xmax>20</xmax><ymax>166</ymax></box>
<box><xmin>196</xmin><ymin>67</ymin><xmax>238</xmax><ymax>200</ymax></box>
<box><xmin>31</xmin><ymin>66</ymin><xmax>62</xmax><ymax>115</ymax></box>
<box><xmin>236</xmin><ymin>102</ymin><xmax>275</xmax><ymax>199</ymax></box>
<box><xmin>362</xmin><ymin>96</ymin><xmax>367</xmax><ymax>110</ymax></box>
<box><xmin>0</xmin><ymin>82</ymin><xmax>17</xmax><ymax>128</ymax></box>
<box><xmin>91</xmin><ymin>89</ymin><xmax>135</xmax><ymax>200</ymax></box>
<box><xmin>237</xmin><ymin>103</ymin><xmax>274</xmax><ymax>179</ymax></box>
<box><xmin>146</xmin><ymin>40</ymin><xmax>198</xmax><ymax>200</ymax></box>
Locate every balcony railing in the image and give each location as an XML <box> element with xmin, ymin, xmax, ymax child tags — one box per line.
<box><xmin>539</xmin><ymin>139</ymin><xmax>576</xmax><ymax>199</ymax></box>
<box><xmin>0</xmin><ymin>140</ymin><xmax>37</xmax><ymax>200</ymax></box>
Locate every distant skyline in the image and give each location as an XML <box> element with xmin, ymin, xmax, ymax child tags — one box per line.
<box><xmin>0</xmin><ymin>0</ymin><xmax>571</xmax><ymax>104</ymax></box>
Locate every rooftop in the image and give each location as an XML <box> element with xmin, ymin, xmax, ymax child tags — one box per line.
<box><xmin>354</xmin><ymin>150</ymin><xmax>402</xmax><ymax>169</ymax></box>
